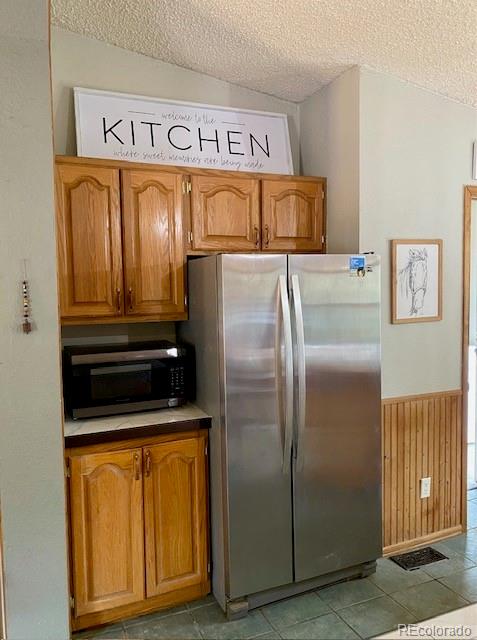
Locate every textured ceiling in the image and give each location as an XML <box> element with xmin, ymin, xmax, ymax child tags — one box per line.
<box><xmin>51</xmin><ymin>0</ymin><xmax>477</xmax><ymax>105</ymax></box>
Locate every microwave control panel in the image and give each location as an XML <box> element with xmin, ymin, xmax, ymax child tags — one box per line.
<box><xmin>169</xmin><ymin>365</ymin><xmax>186</xmax><ymax>396</ymax></box>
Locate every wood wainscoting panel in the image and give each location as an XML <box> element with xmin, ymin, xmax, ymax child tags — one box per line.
<box><xmin>382</xmin><ymin>390</ymin><xmax>463</xmax><ymax>555</ymax></box>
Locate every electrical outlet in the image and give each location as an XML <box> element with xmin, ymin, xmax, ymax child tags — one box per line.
<box><xmin>420</xmin><ymin>477</ymin><xmax>431</xmax><ymax>499</ymax></box>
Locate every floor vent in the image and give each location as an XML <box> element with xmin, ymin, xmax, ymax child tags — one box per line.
<box><xmin>390</xmin><ymin>546</ymin><xmax>448</xmax><ymax>571</ymax></box>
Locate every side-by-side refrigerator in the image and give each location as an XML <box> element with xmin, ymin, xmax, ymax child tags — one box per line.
<box><xmin>179</xmin><ymin>254</ymin><xmax>382</xmax><ymax>617</ymax></box>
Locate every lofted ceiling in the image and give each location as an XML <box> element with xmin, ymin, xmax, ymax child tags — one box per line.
<box><xmin>51</xmin><ymin>0</ymin><xmax>477</xmax><ymax>106</ymax></box>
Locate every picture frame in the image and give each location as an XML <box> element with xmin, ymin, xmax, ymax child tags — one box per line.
<box><xmin>391</xmin><ymin>239</ymin><xmax>442</xmax><ymax>324</ymax></box>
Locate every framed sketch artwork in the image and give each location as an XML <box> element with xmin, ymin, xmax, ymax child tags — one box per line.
<box><xmin>391</xmin><ymin>239</ymin><xmax>442</xmax><ymax>324</ymax></box>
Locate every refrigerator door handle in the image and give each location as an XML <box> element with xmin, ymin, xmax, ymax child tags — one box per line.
<box><xmin>277</xmin><ymin>274</ymin><xmax>294</xmax><ymax>474</ymax></box>
<box><xmin>291</xmin><ymin>274</ymin><xmax>306</xmax><ymax>471</ymax></box>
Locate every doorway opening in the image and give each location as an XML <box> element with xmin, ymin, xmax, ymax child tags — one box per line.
<box><xmin>468</xmin><ymin>344</ymin><xmax>477</xmax><ymax>490</ymax></box>
<box><xmin>462</xmin><ymin>187</ymin><xmax>477</xmax><ymax>507</ymax></box>
<box><xmin>467</xmin><ymin>361</ymin><xmax>477</xmax><ymax>489</ymax></box>
<box><xmin>0</xmin><ymin>510</ymin><xmax>5</xmax><ymax>640</ymax></box>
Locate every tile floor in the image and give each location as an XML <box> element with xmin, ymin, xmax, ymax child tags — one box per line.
<box><xmin>74</xmin><ymin>489</ymin><xmax>477</xmax><ymax>640</ymax></box>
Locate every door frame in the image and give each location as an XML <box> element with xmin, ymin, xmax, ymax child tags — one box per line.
<box><xmin>461</xmin><ymin>186</ymin><xmax>477</xmax><ymax>528</ymax></box>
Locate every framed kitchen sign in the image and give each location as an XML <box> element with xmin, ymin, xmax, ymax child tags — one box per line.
<box><xmin>74</xmin><ymin>88</ymin><xmax>293</xmax><ymax>174</ymax></box>
<box><xmin>391</xmin><ymin>239</ymin><xmax>443</xmax><ymax>324</ymax></box>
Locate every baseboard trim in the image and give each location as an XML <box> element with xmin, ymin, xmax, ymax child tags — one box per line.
<box><xmin>383</xmin><ymin>525</ymin><xmax>463</xmax><ymax>557</ymax></box>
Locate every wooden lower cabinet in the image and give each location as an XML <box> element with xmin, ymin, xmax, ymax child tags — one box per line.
<box><xmin>69</xmin><ymin>449</ymin><xmax>145</xmax><ymax>617</ymax></box>
<box><xmin>67</xmin><ymin>431</ymin><xmax>209</xmax><ymax>631</ymax></box>
<box><xmin>144</xmin><ymin>438</ymin><xmax>207</xmax><ymax>597</ymax></box>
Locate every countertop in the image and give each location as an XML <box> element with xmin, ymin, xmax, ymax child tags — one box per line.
<box><xmin>64</xmin><ymin>404</ymin><xmax>211</xmax><ymax>447</ymax></box>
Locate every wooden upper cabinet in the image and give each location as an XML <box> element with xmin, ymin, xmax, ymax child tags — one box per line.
<box><xmin>69</xmin><ymin>448</ymin><xmax>145</xmax><ymax>617</ymax></box>
<box><xmin>55</xmin><ymin>157</ymin><xmax>326</xmax><ymax>324</ymax></box>
<box><xmin>121</xmin><ymin>170</ymin><xmax>185</xmax><ymax>317</ymax></box>
<box><xmin>190</xmin><ymin>174</ymin><xmax>260</xmax><ymax>251</ymax></box>
<box><xmin>143</xmin><ymin>435</ymin><xmax>208</xmax><ymax>597</ymax></box>
<box><xmin>261</xmin><ymin>179</ymin><xmax>325</xmax><ymax>252</ymax></box>
<box><xmin>55</xmin><ymin>164</ymin><xmax>123</xmax><ymax>319</ymax></box>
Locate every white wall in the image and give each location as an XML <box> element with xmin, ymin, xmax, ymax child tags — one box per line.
<box><xmin>0</xmin><ymin>2</ymin><xmax>70</xmax><ymax>639</ymax></box>
<box><xmin>300</xmin><ymin>67</ymin><xmax>360</xmax><ymax>253</ymax></box>
<box><xmin>50</xmin><ymin>27</ymin><xmax>300</xmax><ymax>171</ymax></box>
<box><xmin>359</xmin><ymin>68</ymin><xmax>477</xmax><ymax>397</ymax></box>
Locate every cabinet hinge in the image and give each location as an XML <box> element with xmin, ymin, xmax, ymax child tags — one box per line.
<box><xmin>65</xmin><ymin>460</ymin><xmax>71</xmax><ymax>479</ymax></box>
<box><xmin>205</xmin><ymin>442</ymin><xmax>208</xmax><ymax>456</ymax></box>
<box><xmin>207</xmin><ymin>561</ymin><xmax>211</xmax><ymax>574</ymax></box>
<box><xmin>322</xmin><ymin>191</ymin><xmax>325</xmax><ymax>200</ymax></box>
<box><xmin>321</xmin><ymin>235</ymin><xmax>326</xmax><ymax>245</ymax></box>
<box><xmin>69</xmin><ymin>595</ymin><xmax>75</xmax><ymax>609</ymax></box>
<box><xmin>183</xmin><ymin>180</ymin><xmax>192</xmax><ymax>194</ymax></box>
<box><xmin>188</xmin><ymin>230</ymin><xmax>193</xmax><ymax>245</ymax></box>
<box><xmin>184</xmin><ymin>294</ymin><xmax>188</xmax><ymax>307</ymax></box>
<box><xmin>187</xmin><ymin>181</ymin><xmax>192</xmax><ymax>193</ymax></box>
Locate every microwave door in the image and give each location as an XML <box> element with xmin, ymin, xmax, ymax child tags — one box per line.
<box><xmin>69</xmin><ymin>358</ymin><xmax>185</xmax><ymax>419</ymax></box>
<box><xmin>90</xmin><ymin>362</ymin><xmax>153</xmax><ymax>403</ymax></box>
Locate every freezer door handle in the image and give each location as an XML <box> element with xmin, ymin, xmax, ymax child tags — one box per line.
<box><xmin>277</xmin><ymin>275</ymin><xmax>294</xmax><ymax>474</ymax></box>
<box><xmin>291</xmin><ymin>274</ymin><xmax>306</xmax><ymax>471</ymax></box>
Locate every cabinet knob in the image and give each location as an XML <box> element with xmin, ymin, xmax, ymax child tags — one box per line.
<box><xmin>134</xmin><ymin>453</ymin><xmax>141</xmax><ymax>480</ymax></box>
<box><xmin>145</xmin><ymin>449</ymin><xmax>151</xmax><ymax>477</ymax></box>
<box><xmin>264</xmin><ymin>225</ymin><xmax>270</xmax><ymax>247</ymax></box>
<box><xmin>254</xmin><ymin>226</ymin><xmax>260</xmax><ymax>248</ymax></box>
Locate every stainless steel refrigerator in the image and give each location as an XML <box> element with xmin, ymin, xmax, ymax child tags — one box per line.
<box><xmin>179</xmin><ymin>253</ymin><xmax>382</xmax><ymax>618</ymax></box>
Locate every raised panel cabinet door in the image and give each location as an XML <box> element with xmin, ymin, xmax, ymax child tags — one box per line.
<box><xmin>121</xmin><ymin>170</ymin><xmax>186</xmax><ymax>317</ymax></box>
<box><xmin>143</xmin><ymin>435</ymin><xmax>208</xmax><ymax>597</ymax></box>
<box><xmin>190</xmin><ymin>175</ymin><xmax>260</xmax><ymax>251</ymax></box>
<box><xmin>69</xmin><ymin>449</ymin><xmax>145</xmax><ymax>617</ymax></box>
<box><xmin>55</xmin><ymin>164</ymin><xmax>123</xmax><ymax>318</ymax></box>
<box><xmin>261</xmin><ymin>179</ymin><xmax>325</xmax><ymax>252</ymax></box>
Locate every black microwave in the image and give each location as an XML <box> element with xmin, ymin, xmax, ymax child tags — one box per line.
<box><xmin>62</xmin><ymin>341</ymin><xmax>194</xmax><ymax>419</ymax></box>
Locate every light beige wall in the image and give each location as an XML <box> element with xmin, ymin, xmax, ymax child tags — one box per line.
<box><xmin>299</xmin><ymin>67</ymin><xmax>360</xmax><ymax>253</ymax></box>
<box><xmin>300</xmin><ymin>67</ymin><xmax>477</xmax><ymax>398</ymax></box>
<box><xmin>50</xmin><ymin>27</ymin><xmax>300</xmax><ymax>171</ymax></box>
<box><xmin>359</xmin><ymin>68</ymin><xmax>477</xmax><ymax>397</ymax></box>
<box><xmin>0</xmin><ymin>2</ymin><xmax>69</xmax><ymax>639</ymax></box>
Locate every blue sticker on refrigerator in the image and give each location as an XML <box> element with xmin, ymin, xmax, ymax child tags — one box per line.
<box><xmin>349</xmin><ymin>255</ymin><xmax>366</xmax><ymax>277</ymax></box>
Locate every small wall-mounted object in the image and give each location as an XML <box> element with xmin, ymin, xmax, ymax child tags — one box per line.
<box><xmin>473</xmin><ymin>142</ymin><xmax>477</xmax><ymax>180</ymax></box>
<box><xmin>420</xmin><ymin>476</ymin><xmax>432</xmax><ymax>499</ymax></box>
<box><xmin>21</xmin><ymin>260</ymin><xmax>33</xmax><ymax>333</ymax></box>
<box><xmin>22</xmin><ymin>280</ymin><xmax>32</xmax><ymax>333</ymax></box>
